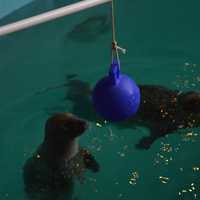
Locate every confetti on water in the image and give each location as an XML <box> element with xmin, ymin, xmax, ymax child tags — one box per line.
<box><xmin>160</xmin><ymin>143</ymin><xmax>173</xmax><ymax>153</ymax></box>
<box><xmin>96</xmin><ymin>122</ymin><xmax>103</xmax><ymax>128</ymax></box>
<box><xmin>182</xmin><ymin>132</ymin><xmax>199</xmax><ymax>142</ymax></box>
<box><xmin>173</xmin><ymin>63</ymin><xmax>200</xmax><ymax>90</ymax></box>
<box><xmin>159</xmin><ymin>176</ymin><xmax>170</xmax><ymax>184</ymax></box>
<box><xmin>128</xmin><ymin>171</ymin><xmax>139</xmax><ymax>186</ymax></box>
<box><xmin>192</xmin><ymin>166</ymin><xmax>200</xmax><ymax>172</ymax></box>
<box><xmin>36</xmin><ymin>154</ymin><xmax>41</xmax><ymax>159</ymax></box>
<box><xmin>153</xmin><ymin>143</ymin><xmax>177</xmax><ymax>166</ymax></box>
<box><xmin>178</xmin><ymin>183</ymin><xmax>199</xmax><ymax>199</ymax></box>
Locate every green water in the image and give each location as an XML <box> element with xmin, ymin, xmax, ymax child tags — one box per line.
<box><xmin>0</xmin><ymin>0</ymin><xmax>200</xmax><ymax>200</ymax></box>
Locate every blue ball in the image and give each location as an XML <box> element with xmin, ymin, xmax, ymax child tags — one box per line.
<box><xmin>92</xmin><ymin>61</ymin><xmax>141</xmax><ymax>122</ymax></box>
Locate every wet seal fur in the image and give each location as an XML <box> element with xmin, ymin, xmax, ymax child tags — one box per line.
<box><xmin>23</xmin><ymin>113</ymin><xmax>100</xmax><ymax>200</ymax></box>
<box><xmin>63</xmin><ymin>77</ymin><xmax>200</xmax><ymax>150</ymax></box>
<box><xmin>134</xmin><ymin>85</ymin><xmax>200</xmax><ymax>149</ymax></box>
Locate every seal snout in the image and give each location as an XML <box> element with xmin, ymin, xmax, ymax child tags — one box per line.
<box><xmin>74</xmin><ymin>117</ymin><xmax>88</xmax><ymax>135</ymax></box>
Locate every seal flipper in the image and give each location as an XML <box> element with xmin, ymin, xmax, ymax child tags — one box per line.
<box><xmin>136</xmin><ymin>135</ymin><xmax>156</xmax><ymax>150</ymax></box>
<box><xmin>136</xmin><ymin>121</ymin><xmax>175</xmax><ymax>150</ymax></box>
<box><xmin>81</xmin><ymin>149</ymin><xmax>100</xmax><ymax>173</ymax></box>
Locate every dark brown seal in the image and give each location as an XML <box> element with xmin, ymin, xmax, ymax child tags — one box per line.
<box><xmin>23</xmin><ymin>113</ymin><xmax>100</xmax><ymax>200</ymax></box>
<box><xmin>64</xmin><ymin>78</ymin><xmax>200</xmax><ymax>150</ymax></box>
<box><xmin>135</xmin><ymin>85</ymin><xmax>200</xmax><ymax>149</ymax></box>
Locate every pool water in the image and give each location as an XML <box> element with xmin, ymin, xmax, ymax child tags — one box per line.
<box><xmin>0</xmin><ymin>0</ymin><xmax>200</xmax><ymax>200</ymax></box>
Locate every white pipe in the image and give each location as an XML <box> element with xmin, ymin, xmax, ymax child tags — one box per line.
<box><xmin>0</xmin><ymin>0</ymin><xmax>111</xmax><ymax>37</ymax></box>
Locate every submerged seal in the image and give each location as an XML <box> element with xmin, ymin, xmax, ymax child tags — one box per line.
<box><xmin>65</xmin><ymin>78</ymin><xmax>200</xmax><ymax>150</ymax></box>
<box><xmin>135</xmin><ymin>85</ymin><xmax>200</xmax><ymax>149</ymax></box>
<box><xmin>23</xmin><ymin>113</ymin><xmax>100</xmax><ymax>200</ymax></box>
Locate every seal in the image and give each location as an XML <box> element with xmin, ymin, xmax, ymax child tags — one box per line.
<box><xmin>23</xmin><ymin>113</ymin><xmax>100</xmax><ymax>200</ymax></box>
<box><xmin>135</xmin><ymin>85</ymin><xmax>200</xmax><ymax>149</ymax></box>
<box><xmin>64</xmin><ymin>78</ymin><xmax>200</xmax><ymax>150</ymax></box>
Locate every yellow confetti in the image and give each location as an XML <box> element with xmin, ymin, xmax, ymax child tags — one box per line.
<box><xmin>159</xmin><ymin>176</ymin><xmax>170</xmax><ymax>184</ymax></box>
<box><xmin>192</xmin><ymin>166</ymin><xmax>199</xmax><ymax>172</ymax></box>
<box><xmin>161</xmin><ymin>143</ymin><xmax>173</xmax><ymax>153</ymax></box>
<box><xmin>128</xmin><ymin>171</ymin><xmax>139</xmax><ymax>186</ymax></box>
<box><xmin>186</xmin><ymin>132</ymin><xmax>193</xmax><ymax>136</ymax></box>
<box><xmin>96</xmin><ymin>123</ymin><xmax>102</xmax><ymax>127</ymax></box>
<box><xmin>36</xmin><ymin>154</ymin><xmax>41</xmax><ymax>159</ymax></box>
<box><xmin>160</xmin><ymin>154</ymin><xmax>164</xmax><ymax>159</ymax></box>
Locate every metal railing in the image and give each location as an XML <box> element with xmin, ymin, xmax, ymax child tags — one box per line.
<box><xmin>0</xmin><ymin>0</ymin><xmax>111</xmax><ymax>37</ymax></box>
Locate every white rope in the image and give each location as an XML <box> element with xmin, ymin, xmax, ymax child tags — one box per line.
<box><xmin>0</xmin><ymin>0</ymin><xmax>111</xmax><ymax>37</ymax></box>
<box><xmin>111</xmin><ymin>0</ymin><xmax>126</xmax><ymax>67</ymax></box>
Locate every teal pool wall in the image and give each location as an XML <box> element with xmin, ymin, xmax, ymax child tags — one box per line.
<box><xmin>0</xmin><ymin>0</ymin><xmax>34</xmax><ymax>19</ymax></box>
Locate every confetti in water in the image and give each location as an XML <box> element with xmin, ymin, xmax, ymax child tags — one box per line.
<box><xmin>182</xmin><ymin>132</ymin><xmax>199</xmax><ymax>142</ymax></box>
<box><xmin>159</xmin><ymin>176</ymin><xmax>170</xmax><ymax>184</ymax></box>
<box><xmin>153</xmin><ymin>143</ymin><xmax>176</xmax><ymax>166</ymax></box>
<box><xmin>178</xmin><ymin>183</ymin><xmax>198</xmax><ymax>199</ymax></box>
<box><xmin>128</xmin><ymin>171</ymin><xmax>139</xmax><ymax>186</ymax></box>
<box><xmin>173</xmin><ymin>63</ymin><xmax>200</xmax><ymax>91</ymax></box>
<box><xmin>160</xmin><ymin>143</ymin><xmax>173</xmax><ymax>153</ymax></box>
<box><xmin>96</xmin><ymin>122</ymin><xmax>103</xmax><ymax>128</ymax></box>
<box><xmin>36</xmin><ymin>154</ymin><xmax>41</xmax><ymax>159</ymax></box>
<box><xmin>192</xmin><ymin>166</ymin><xmax>200</xmax><ymax>172</ymax></box>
